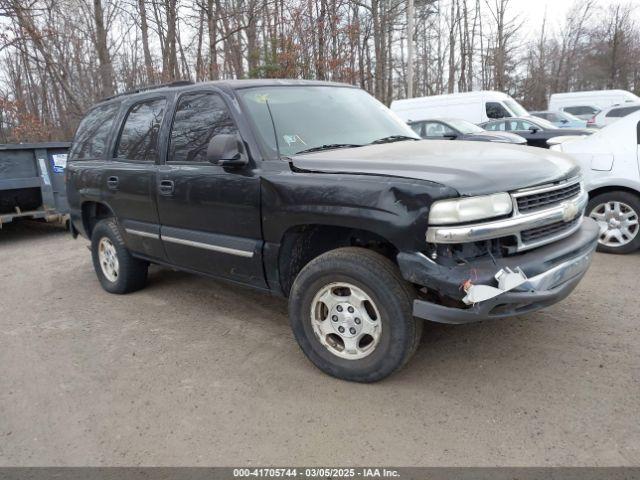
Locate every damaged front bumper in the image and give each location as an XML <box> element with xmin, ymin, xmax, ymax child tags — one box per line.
<box><xmin>398</xmin><ymin>217</ymin><xmax>599</xmax><ymax>324</ymax></box>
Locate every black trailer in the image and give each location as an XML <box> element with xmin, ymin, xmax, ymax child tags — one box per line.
<box><xmin>0</xmin><ymin>142</ymin><xmax>71</xmax><ymax>227</ymax></box>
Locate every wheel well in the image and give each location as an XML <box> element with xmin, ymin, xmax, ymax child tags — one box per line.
<box><xmin>278</xmin><ymin>224</ymin><xmax>398</xmax><ymax>297</ymax></box>
<box><xmin>81</xmin><ymin>202</ymin><xmax>115</xmax><ymax>237</ymax></box>
<box><xmin>589</xmin><ymin>186</ymin><xmax>640</xmax><ymax>201</ymax></box>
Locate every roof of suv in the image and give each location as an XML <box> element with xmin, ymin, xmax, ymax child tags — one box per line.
<box><xmin>100</xmin><ymin>79</ymin><xmax>354</xmax><ymax>103</ymax></box>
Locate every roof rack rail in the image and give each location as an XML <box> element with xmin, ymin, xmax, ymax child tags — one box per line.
<box><xmin>100</xmin><ymin>80</ymin><xmax>194</xmax><ymax>102</ymax></box>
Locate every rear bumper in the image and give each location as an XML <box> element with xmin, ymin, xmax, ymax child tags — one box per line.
<box><xmin>399</xmin><ymin>217</ymin><xmax>599</xmax><ymax>324</ymax></box>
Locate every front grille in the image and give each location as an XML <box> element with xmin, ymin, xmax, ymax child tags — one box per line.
<box><xmin>521</xmin><ymin>217</ymin><xmax>580</xmax><ymax>243</ymax></box>
<box><xmin>516</xmin><ymin>182</ymin><xmax>581</xmax><ymax>213</ymax></box>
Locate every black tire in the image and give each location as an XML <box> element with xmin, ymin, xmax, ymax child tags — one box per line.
<box><xmin>288</xmin><ymin>247</ymin><xmax>422</xmax><ymax>383</ymax></box>
<box><xmin>587</xmin><ymin>191</ymin><xmax>640</xmax><ymax>254</ymax></box>
<box><xmin>91</xmin><ymin>218</ymin><xmax>149</xmax><ymax>294</ymax></box>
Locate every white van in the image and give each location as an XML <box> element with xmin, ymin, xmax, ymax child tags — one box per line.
<box><xmin>548</xmin><ymin>90</ymin><xmax>640</xmax><ymax>120</ymax></box>
<box><xmin>390</xmin><ymin>91</ymin><xmax>528</xmax><ymax>125</ymax></box>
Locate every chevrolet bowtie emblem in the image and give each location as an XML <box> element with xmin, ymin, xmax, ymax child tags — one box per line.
<box><xmin>562</xmin><ymin>202</ymin><xmax>579</xmax><ymax>222</ymax></box>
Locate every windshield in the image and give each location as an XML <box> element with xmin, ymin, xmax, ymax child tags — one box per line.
<box><xmin>238</xmin><ymin>86</ymin><xmax>419</xmax><ymax>157</ymax></box>
<box><xmin>445</xmin><ymin>119</ymin><xmax>484</xmax><ymax>134</ymax></box>
<box><xmin>504</xmin><ymin>99</ymin><xmax>528</xmax><ymax>117</ymax></box>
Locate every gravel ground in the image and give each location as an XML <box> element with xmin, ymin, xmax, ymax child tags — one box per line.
<box><xmin>0</xmin><ymin>220</ymin><xmax>638</xmax><ymax>466</ymax></box>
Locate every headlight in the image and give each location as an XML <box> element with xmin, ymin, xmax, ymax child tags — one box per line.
<box><xmin>429</xmin><ymin>193</ymin><xmax>513</xmax><ymax>225</ymax></box>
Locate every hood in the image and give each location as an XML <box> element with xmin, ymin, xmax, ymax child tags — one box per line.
<box><xmin>465</xmin><ymin>131</ymin><xmax>526</xmax><ymax>144</ymax></box>
<box><xmin>290</xmin><ymin>140</ymin><xmax>580</xmax><ymax>196</ymax></box>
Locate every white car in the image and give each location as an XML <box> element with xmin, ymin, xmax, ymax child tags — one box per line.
<box><xmin>591</xmin><ymin>104</ymin><xmax>640</xmax><ymax>128</ymax></box>
<box><xmin>550</xmin><ymin>110</ymin><xmax>640</xmax><ymax>254</ymax></box>
<box><xmin>391</xmin><ymin>91</ymin><xmax>528</xmax><ymax>125</ymax></box>
<box><xmin>549</xmin><ymin>89</ymin><xmax>640</xmax><ymax>121</ymax></box>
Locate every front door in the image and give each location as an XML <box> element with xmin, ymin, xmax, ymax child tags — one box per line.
<box><xmin>507</xmin><ymin>119</ymin><xmax>547</xmax><ymax>148</ymax></box>
<box><xmin>156</xmin><ymin>90</ymin><xmax>266</xmax><ymax>289</ymax></box>
<box><xmin>104</xmin><ymin>96</ymin><xmax>169</xmax><ymax>261</ymax></box>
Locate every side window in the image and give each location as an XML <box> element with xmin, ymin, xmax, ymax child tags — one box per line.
<box><xmin>69</xmin><ymin>103</ymin><xmax>120</xmax><ymax>160</ymax></box>
<box><xmin>424</xmin><ymin>122</ymin><xmax>456</xmax><ymax>137</ymax></box>
<box><xmin>486</xmin><ymin>102</ymin><xmax>510</xmax><ymax>119</ymax></box>
<box><xmin>608</xmin><ymin>106</ymin><xmax>640</xmax><ymax>118</ymax></box>
<box><xmin>606</xmin><ymin>108</ymin><xmax>624</xmax><ymax>118</ymax></box>
<box><xmin>169</xmin><ymin>92</ymin><xmax>238</xmax><ymax>163</ymax></box>
<box><xmin>515</xmin><ymin>120</ymin><xmax>534</xmax><ymax>130</ymax></box>
<box><xmin>564</xmin><ymin>106</ymin><xmax>597</xmax><ymax>116</ymax></box>
<box><xmin>484</xmin><ymin>122</ymin><xmax>499</xmax><ymax>131</ymax></box>
<box><xmin>115</xmin><ymin>98</ymin><xmax>167</xmax><ymax>161</ymax></box>
<box><xmin>409</xmin><ymin>122</ymin><xmax>424</xmax><ymax>137</ymax></box>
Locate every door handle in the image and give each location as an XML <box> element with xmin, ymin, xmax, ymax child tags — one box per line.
<box><xmin>107</xmin><ymin>176</ymin><xmax>119</xmax><ymax>190</ymax></box>
<box><xmin>159</xmin><ymin>179</ymin><xmax>175</xmax><ymax>196</ymax></box>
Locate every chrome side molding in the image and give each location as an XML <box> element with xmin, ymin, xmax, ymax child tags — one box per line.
<box><xmin>161</xmin><ymin>235</ymin><xmax>254</xmax><ymax>258</ymax></box>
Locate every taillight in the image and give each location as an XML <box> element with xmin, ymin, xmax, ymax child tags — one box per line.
<box><xmin>587</xmin><ymin>115</ymin><xmax>596</xmax><ymax>125</ymax></box>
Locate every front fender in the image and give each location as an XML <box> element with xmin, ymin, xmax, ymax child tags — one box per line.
<box><xmin>586</xmin><ymin>176</ymin><xmax>640</xmax><ymax>196</ymax></box>
<box><xmin>261</xmin><ymin>171</ymin><xmax>456</xmax><ymax>252</ymax></box>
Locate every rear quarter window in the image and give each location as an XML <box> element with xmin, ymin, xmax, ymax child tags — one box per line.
<box><xmin>68</xmin><ymin>103</ymin><xmax>120</xmax><ymax>161</ymax></box>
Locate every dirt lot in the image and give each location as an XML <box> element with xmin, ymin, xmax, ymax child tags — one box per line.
<box><xmin>0</xmin><ymin>220</ymin><xmax>638</xmax><ymax>466</ymax></box>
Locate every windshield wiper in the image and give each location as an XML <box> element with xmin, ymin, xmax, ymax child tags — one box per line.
<box><xmin>370</xmin><ymin>135</ymin><xmax>419</xmax><ymax>145</ymax></box>
<box><xmin>295</xmin><ymin>144</ymin><xmax>362</xmax><ymax>155</ymax></box>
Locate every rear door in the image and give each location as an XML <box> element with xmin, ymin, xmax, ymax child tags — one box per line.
<box><xmin>104</xmin><ymin>96</ymin><xmax>168</xmax><ymax>261</ymax></box>
<box><xmin>156</xmin><ymin>89</ymin><xmax>266</xmax><ymax>288</ymax></box>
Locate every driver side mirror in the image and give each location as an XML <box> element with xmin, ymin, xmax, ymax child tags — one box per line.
<box><xmin>207</xmin><ymin>134</ymin><xmax>248</xmax><ymax>168</ymax></box>
<box><xmin>443</xmin><ymin>134</ymin><xmax>458</xmax><ymax>140</ymax></box>
<box><xmin>561</xmin><ymin>119</ymin><xmax>569</xmax><ymax>124</ymax></box>
<box><xmin>528</xmin><ymin>126</ymin><xmax>540</xmax><ymax>133</ymax></box>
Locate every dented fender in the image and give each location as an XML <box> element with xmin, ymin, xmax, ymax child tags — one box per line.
<box><xmin>261</xmin><ymin>169</ymin><xmax>456</xmax><ymax>252</ymax></box>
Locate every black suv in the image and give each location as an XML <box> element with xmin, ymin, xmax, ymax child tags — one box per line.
<box><xmin>67</xmin><ymin>80</ymin><xmax>599</xmax><ymax>382</ymax></box>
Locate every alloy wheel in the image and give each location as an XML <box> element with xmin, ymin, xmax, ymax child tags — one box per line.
<box><xmin>310</xmin><ymin>282</ymin><xmax>382</xmax><ymax>360</ymax></box>
<box><xmin>98</xmin><ymin>237</ymin><xmax>120</xmax><ymax>282</ymax></box>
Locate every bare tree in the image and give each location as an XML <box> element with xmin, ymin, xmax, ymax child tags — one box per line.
<box><xmin>1</xmin><ymin>0</ymin><xmax>639</xmax><ymax>142</ymax></box>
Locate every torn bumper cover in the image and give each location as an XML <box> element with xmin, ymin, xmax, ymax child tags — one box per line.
<box><xmin>398</xmin><ymin>217</ymin><xmax>599</xmax><ymax>324</ymax></box>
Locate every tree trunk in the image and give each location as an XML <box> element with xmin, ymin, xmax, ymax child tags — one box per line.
<box><xmin>138</xmin><ymin>0</ymin><xmax>155</xmax><ymax>83</ymax></box>
<box><xmin>93</xmin><ymin>0</ymin><xmax>114</xmax><ymax>96</ymax></box>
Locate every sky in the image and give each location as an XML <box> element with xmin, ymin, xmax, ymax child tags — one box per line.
<box><xmin>510</xmin><ymin>0</ymin><xmax>639</xmax><ymax>41</ymax></box>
